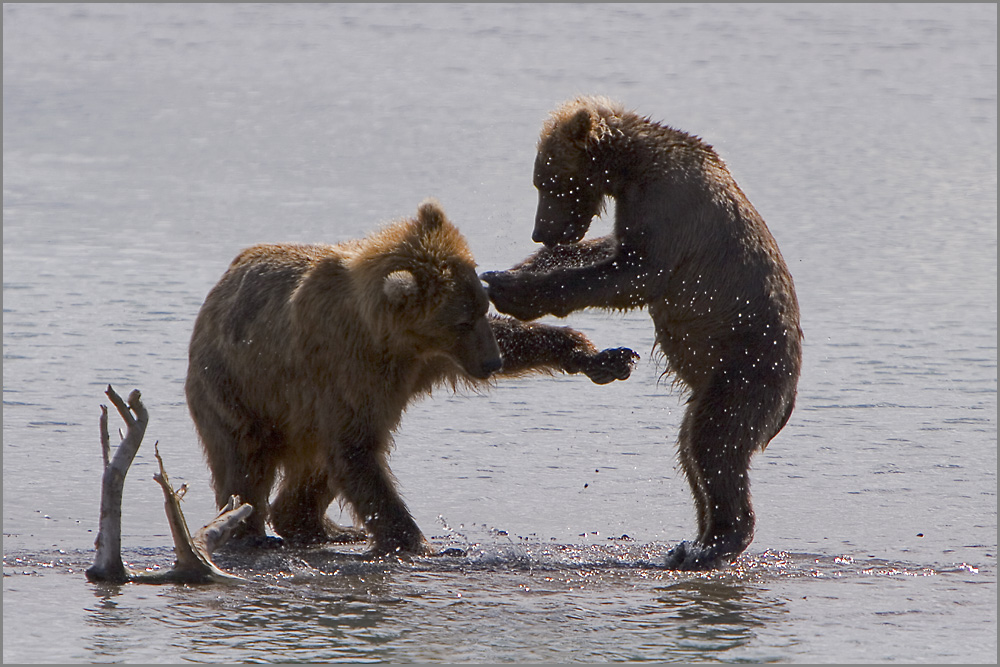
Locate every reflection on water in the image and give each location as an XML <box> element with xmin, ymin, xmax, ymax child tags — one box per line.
<box><xmin>651</xmin><ymin>579</ymin><xmax>785</xmax><ymax>656</ymax></box>
<box><xmin>85</xmin><ymin>591</ymin><xmax>158</xmax><ymax>663</ymax></box>
<box><xmin>7</xmin><ymin>543</ymin><xmax>988</xmax><ymax>663</ymax></box>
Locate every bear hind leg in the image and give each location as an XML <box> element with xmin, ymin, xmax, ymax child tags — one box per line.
<box><xmin>666</xmin><ymin>367</ymin><xmax>770</xmax><ymax>570</ymax></box>
<box><xmin>191</xmin><ymin>409</ymin><xmax>278</xmax><ymax>545</ymax></box>
<box><xmin>270</xmin><ymin>466</ymin><xmax>366</xmax><ymax>546</ymax></box>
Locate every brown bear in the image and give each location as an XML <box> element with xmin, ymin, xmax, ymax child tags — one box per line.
<box><xmin>482</xmin><ymin>97</ymin><xmax>803</xmax><ymax>570</ymax></box>
<box><xmin>186</xmin><ymin>199</ymin><xmax>637</xmax><ymax>556</ymax></box>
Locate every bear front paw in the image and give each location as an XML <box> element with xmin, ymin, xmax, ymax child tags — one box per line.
<box><xmin>480</xmin><ymin>270</ymin><xmax>549</xmax><ymax>321</ymax></box>
<box><xmin>367</xmin><ymin>531</ymin><xmax>431</xmax><ymax>560</ymax></box>
<box><xmin>582</xmin><ymin>347</ymin><xmax>639</xmax><ymax>384</ymax></box>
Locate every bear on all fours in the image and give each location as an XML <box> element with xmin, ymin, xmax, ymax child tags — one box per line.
<box><xmin>483</xmin><ymin>96</ymin><xmax>803</xmax><ymax>570</ymax></box>
<box><xmin>186</xmin><ymin>200</ymin><xmax>637</xmax><ymax>557</ymax></box>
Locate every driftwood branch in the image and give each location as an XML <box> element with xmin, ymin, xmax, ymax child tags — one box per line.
<box><xmin>86</xmin><ymin>386</ymin><xmax>147</xmax><ymax>583</ymax></box>
<box><xmin>86</xmin><ymin>385</ymin><xmax>252</xmax><ymax>585</ymax></box>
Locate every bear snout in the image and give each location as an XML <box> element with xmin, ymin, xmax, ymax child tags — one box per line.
<box><xmin>479</xmin><ymin>354</ymin><xmax>503</xmax><ymax>378</ymax></box>
<box><xmin>464</xmin><ymin>352</ymin><xmax>502</xmax><ymax>380</ymax></box>
<box><xmin>531</xmin><ymin>218</ymin><xmax>565</xmax><ymax>247</ymax></box>
<box><xmin>454</xmin><ymin>316</ymin><xmax>504</xmax><ymax>380</ymax></box>
<box><xmin>532</xmin><ymin>216</ymin><xmax>589</xmax><ymax>248</ymax></box>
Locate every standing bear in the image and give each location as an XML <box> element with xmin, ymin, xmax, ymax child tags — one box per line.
<box><xmin>482</xmin><ymin>97</ymin><xmax>803</xmax><ymax>570</ymax></box>
<box><xmin>186</xmin><ymin>200</ymin><xmax>636</xmax><ymax>556</ymax></box>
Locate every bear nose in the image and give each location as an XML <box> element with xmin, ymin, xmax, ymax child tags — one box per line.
<box><xmin>532</xmin><ymin>226</ymin><xmax>562</xmax><ymax>248</ymax></box>
<box><xmin>481</xmin><ymin>355</ymin><xmax>503</xmax><ymax>377</ymax></box>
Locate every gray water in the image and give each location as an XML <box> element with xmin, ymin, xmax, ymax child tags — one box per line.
<box><xmin>3</xmin><ymin>3</ymin><xmax>996</xmax><ymax>663</ymax></box>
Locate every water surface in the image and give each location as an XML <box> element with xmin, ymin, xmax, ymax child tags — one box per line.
<box><xmin>4</xmin><ymin>4</ymin><xmax>996</xmax><ymax>663</ymax></box>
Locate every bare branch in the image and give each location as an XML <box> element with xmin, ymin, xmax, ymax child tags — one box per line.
<box><xmin>86</xmin><ymin>385</ymin><xmax>147</xmax><ymax>583</ymax></box>
<box><xmin>143</xmin><ymin>444</ymin><xmax>248</xmax><ymax>584</ymax></box>
<box><xmin>99</xmin><ymin>405</ymin><xmax>110</xmax><ymax>470</ymax></box>
<box><xmin>194</xmin><ymin>497</ymin><xmax>255</xmax><ymax>556</ymax></box>
<box><xmin>105</xmin><ymin>384</ymin><xmax>135</xmax><ymax>427</ymax></box>
<box><xmin>86</xmin><ymin>385</ymin><xmax>252</xmax><ymax>585</ymax></box>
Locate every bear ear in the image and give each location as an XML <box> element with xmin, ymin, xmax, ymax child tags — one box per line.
<box><xmin>383</xmin><ymin>269</ymin><xmax>420</xmax><ymax>306</ymax></box>
<box><xmin>565</xmin><ymin>108</ymin><xmax>594</xmax><ymax>146</ymax></box>
<box><xmin>416</xmin><ymin>199</ymin><xmax>446</xmax><ymax>231</ymax></box>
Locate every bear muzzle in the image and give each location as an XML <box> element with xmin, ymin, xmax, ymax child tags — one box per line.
<box><xmin>532</xmin><ymin>208</ymin><xmax>590</xmax><ymax>247</ymax></box>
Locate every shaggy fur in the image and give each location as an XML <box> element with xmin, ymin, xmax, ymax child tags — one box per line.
<box><xmin>186</xmin><ymin>200</ymin><xmax>636</xmax><ymax>556</ymax></box>
<box><xmin>483</xmin><ymin>97</ymin><xmax>803</xmax><ymax>570</ymax></box>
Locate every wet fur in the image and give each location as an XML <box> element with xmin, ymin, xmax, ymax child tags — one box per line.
<box><xmin>483</xmin><ymin>97</ymin><xmax>803</xmax><ymax>570</ymax></box>
<box><xmin>187</xmin><ymin>199</ymin><xmax>636</xmax><ymax>556</ymax></box>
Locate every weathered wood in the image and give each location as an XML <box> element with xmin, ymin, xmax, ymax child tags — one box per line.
<box><xmin>194</xmin><ymin>493</ymin><xmax>255</xmax><ymax>556</ymax></box>
<box><xmin>86</xmin><ymin>386</ymin><xmax>147</xmax><ymax>583</ymax></box>
<box><xmin>137</xmin><ymin>445</ymin><xmax>250</xmax><ymax>584</ymax></box>
<box><xmin>86</xmin><ymin>385</ymin><xmax>252</xmax><ymax>585</ymax></box>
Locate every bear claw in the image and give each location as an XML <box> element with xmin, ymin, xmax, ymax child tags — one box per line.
<box><xmin>583</xmin><ymin>347</ymin><xmax>639</xmax><ymax>384</ymax></box>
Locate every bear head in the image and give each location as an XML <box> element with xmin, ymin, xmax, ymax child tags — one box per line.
<box><xmin>532</xmin><ymin>96</ymin><xmax>623</xmax><ymax>247</ymax></box>
<box><xmin>353</xmin><ymin>200</ymin><xmax>502</xmax><ymax>380</ymax></box>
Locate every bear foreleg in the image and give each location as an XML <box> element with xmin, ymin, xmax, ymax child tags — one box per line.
<box><xmin>331</xmin><ymin>423</ymin><xmax>428</xmax><ymax>557</ymax></box>
<box><xmin>488</xmin><ymin>315</ymin><xmax>637</xmax><ymax>384</ymax></box>
<box><xmin>508</xmin><ymin>236</ymin><xmax>618</xmax><ymax>273</ymax></box>
<box><xmin>482</xmin><ymin>238</ymin><xmax>648</xmax><ymax>320</ymax></box>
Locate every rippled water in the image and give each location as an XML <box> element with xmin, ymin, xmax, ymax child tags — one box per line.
<box><xmin>4</xmin><ymin>4</ymin><xmax>996</xmax><ymax>663</ymax></box>
<box><xmin>5</xmin><ymin>544</ymin><xmax>986</xmax><ymax>663</ymax></box>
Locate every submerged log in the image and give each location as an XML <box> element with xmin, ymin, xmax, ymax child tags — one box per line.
<box><xmin>85</xmin><ymin>385</ymin><xmax>252</xmax><ymax>584</ymax></box>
